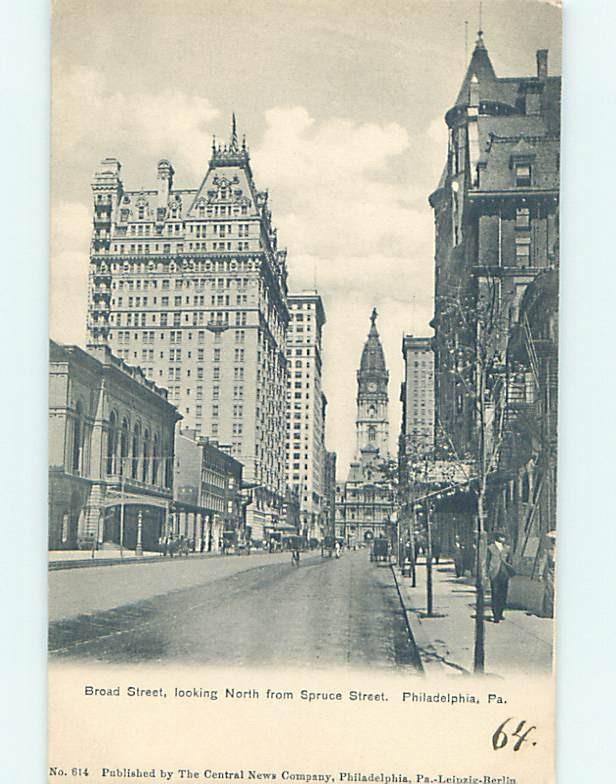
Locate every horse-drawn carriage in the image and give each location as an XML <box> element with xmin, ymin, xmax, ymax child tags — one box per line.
<box><xmin>321</xmin><ymin>535</ymin><xmax>335</xmax><ymax>557</ymax></box>
<box><xmin>370</xmin><ymin>537</ymin><xmax>392</xmax><ymax>564</ymax></box>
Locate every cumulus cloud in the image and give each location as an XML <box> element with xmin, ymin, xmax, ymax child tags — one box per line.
<box><xmin>252</xmin><ymin>108</ymin><xmax>436</xmax><ymax>470</ymax></box>
<box><xmin>50</xmin><ymin>86</ymin><xmax>439</xmax><ymax>474</ymax></box>
<box><xmin>253</xmin><ymin>106</ymin><xmax>425</xmax><ymax>259</ymax></box>
<box><xmin>50</xmin><ymin>201</ymin><xmax>92</xmax><ymax>345</ymax></box>
<box><xmin>53</xmin><ymin>62</ymin><xmax>220</xmax><ymax>180</ymax></box>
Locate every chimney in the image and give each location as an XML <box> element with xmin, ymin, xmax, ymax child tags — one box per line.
<box><xmin>536</xmin><ymin>49</ymin><xmax>548</xmax><ymax>79</ymax></box>
<box><xmin>157</xmin><ymin>159</ymin><xmax>174</xmax><ymax>210</ymax></box>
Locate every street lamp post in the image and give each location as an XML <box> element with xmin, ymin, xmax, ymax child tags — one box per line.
<box><xmin>136</xmin><ymin>510</ymin><xmax>144</xmax><ymax>556</ymax></box>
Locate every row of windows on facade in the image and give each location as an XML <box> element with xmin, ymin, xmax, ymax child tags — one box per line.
<box><xmin>116</xmin><ymin>203</ymin><xmax>251</xmax><ymax>221</ymax></box>
<box><xmin>116</xmin><ymin>329</ymin><xmax>240</xmax><ymax>344</ymax></box>
<box><xmin>114</xmin><ymin>277</ymin><xmax>254</xmax><ymax>290</ymax></box>
<box><xmin>114</xmin><ymin>295</ymin><xmax>250</xmax><ymax>308</ymax></box>
<box><xmin>108</xmin><ymin>311</ymin><xmax>250</xmax><ymax>328</ymax></box>
<box><xmin>116</xmin><ymin>222</ymin><xmax>252</xmax><ymax>237</ymax></box>
<box><xmin>113</xmin><ymin>349</ymin><xmax>246</xmax><ymax>370</ymax></box>
<box><xmin>134</xmin><ymin>343</ymin><xmax>249</xmax><ymax>362</ymax></box>
<box><xmin>100</xmin><ymin>240</ymin><xmax>254</xmax><ymax>254</ymax></box>
<box><xmin>165</xmin><ymin>382</ymin><xmax>246</xmax><ymax>400</ymax></box>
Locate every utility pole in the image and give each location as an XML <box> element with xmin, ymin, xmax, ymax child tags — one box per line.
<box><xmin>426</xmin><ymin>502</ymin><xmax>434</xmax><ymax>617</ymax></box>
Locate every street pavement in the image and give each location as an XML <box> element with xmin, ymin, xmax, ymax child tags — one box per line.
<box><xmin>49</xmin><ymin>549</ymin><xmax>421</xmax><ymax>670</ymax></box>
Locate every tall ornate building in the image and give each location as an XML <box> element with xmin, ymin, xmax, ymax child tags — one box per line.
<box><xmin>354</xmin><ymin>308</ymin><xmax>390</xmax><ymax>460</ymax></box>
<box><xmin>285</xmin><ymin>291</ymin><xmax>327</xmax><ymax>539</ymax></box>
<box><xmin>427</xmin><ymin>36</ymin><xmax>560</xmax><ymax>607</ymax></box>
<box><xmin>399</xmin><ymin>335</ymin><xmax>434</xmax><ymax>459</ymax></box>
<box><xmin>429</xmin><ymin>37</ymin><xmax>560</xmax><ymax>456</ymax></box>
<box><xmin>335</xmin><ymin>310</ymin><xmax>395</xmax><ymax>544</ymax></box>
<box><xmin>87</xmin><ymin>118</ymin><xmax>289</xmax><ymax>539</ymax></box>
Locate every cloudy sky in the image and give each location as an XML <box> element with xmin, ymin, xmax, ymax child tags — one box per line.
<box><xmin>50</xmin><ymin>0</ymin><xmax>561</xmax><ymax>474</ymax></box>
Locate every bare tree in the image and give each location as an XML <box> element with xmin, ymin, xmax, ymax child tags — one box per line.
<box><xmin>435</xmin><ymin>268</ymin><xmax>510</xmax><ymax>672</ymax></box>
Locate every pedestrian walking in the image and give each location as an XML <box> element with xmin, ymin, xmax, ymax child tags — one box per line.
<box><xmin>453</xmin><ymin>536</ymin><xmax>464</xmax><ymax>577</ymax></box>
<box><xmin>486</xmin><ymin>532</ymin><xmax>514</xmax><ymax>623</ymax></box>
<box><xmin>334</xmin><ymin>540</ymin><xmax>341</xmax><ymax>559</ymax></box>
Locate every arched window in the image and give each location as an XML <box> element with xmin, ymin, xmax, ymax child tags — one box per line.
<box><xmin>132</xmin><ymin>423</ymin><xmax>141</xmax><ymax>479</ymax></box>
<box><xmin>72</xmin><ymin>401</ymin><xmax>84</xmax><ymax>474</ymax></box>
<box><xmin>106</xmin><ymin>411</ymin><xmax>117</xmax><ymax>475</ymax></box>
<box><xmin>142</xmin><ymin>429</ymin><xmax>150</xmax><ymax>483</ymax></box>
<box><xmin>164</xmin><ymin>440</ymin><xmax>173</xmax><ymax>488</ymax></box>
<box><xmin>368</xmin><ymin>425</ymin><xmax>376</xmax><ymax>442</ymax></box>
<box><xmin>152</xmin><ymin>434</ymin><xmax>160</xmax><ymax>485</ymax></box>
<box><xmin>120</xmin><ymin>418</ymin><xmax>130</xmax><ymax>476</ymax></box>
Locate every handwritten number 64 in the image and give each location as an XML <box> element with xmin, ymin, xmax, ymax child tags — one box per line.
<box><xmin>492</xmin><ymin>718</ymin><xmax>537</xmax><ymax>751</ymax></box>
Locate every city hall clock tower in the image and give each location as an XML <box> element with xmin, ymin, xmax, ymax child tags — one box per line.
<box><xmin>355</xmin><ymin>308</ymin><xmax>390</xmax><ymax>461</ymax></box>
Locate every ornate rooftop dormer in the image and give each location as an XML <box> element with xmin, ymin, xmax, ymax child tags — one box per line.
<box><xmin>210</xmin><ymin>114</ymin><xmax>250</xmax><ymax>167</ymax></box>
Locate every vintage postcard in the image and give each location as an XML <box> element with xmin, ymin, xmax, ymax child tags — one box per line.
<box><xmin>49</xmin><ymin>1</ymin><xmax>561</xmax><ymax>782</ymax></box>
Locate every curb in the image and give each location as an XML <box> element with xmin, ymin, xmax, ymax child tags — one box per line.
<box><xmin>389</xmin><ymin>563</ymin><xmax>425</xmax><ymax>673</ymax></box>
<box><xmin>48</xmin><ymin>552</ymin><xmax>242</xmax><ymax>571</ymax></box>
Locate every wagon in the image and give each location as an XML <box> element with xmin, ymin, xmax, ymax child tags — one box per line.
<box><xmin>286</xmin><ymin>535</ymin><xmax>306</xmax><ymax>552</ymax></box>
<box><xmin>321</xmin><ymin>535</ymin><xmax>335</xmax><ymax>558</ymax></box>
<box><xmin>370</xmin><ymin>537</ymin><xmax>391</xmax><ymax>564</ymax></box>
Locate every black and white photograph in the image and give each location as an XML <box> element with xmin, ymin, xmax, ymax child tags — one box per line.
<box><xmin>48</xmin><ymin>0</ymin><xmax>560</xmax><ymax>683</ymax></box>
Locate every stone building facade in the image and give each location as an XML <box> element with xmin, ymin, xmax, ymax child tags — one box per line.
<box><xmin>399</xmin><ymin>335</ymin><xmax>435</xmax><ymax>458</ymax></box>
<box><xmin>87</xmin><ymin>118</ymin><xmax>289</xmax><ymax>540</ymax></box>
<box><xmin>285</xmin><ymin>292</ymin><xmax>327</xmax><ymax>540</ymax></box>
<box><xmin>335</xmin><ymin>310</ymin><xmax>395</xmax><ymax>545</ymax></box>
<box><xmin>49</xmin><ymin>340</ymin><xmax>180</xmax><ymax>550</ymax></box>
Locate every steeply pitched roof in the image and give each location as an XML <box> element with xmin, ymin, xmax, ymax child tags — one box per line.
<box><xmin>453</xmin><ymin>32</ymin><xmax>499</xmax><ymax>108</ymax></box>
<box><xmin>359</xmin><ymin>308</ymin><xmax>387</xmax><ymax>374</ymax></box>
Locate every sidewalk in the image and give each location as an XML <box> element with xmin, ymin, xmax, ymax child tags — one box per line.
<box><xmin>49</xmin><ymin>548</ymin><xmax>209</xmax><ymax>570</ymax></box>
<box><xmin>394</xmin><ymin>559</ymin><xmax>554</xmax><ymax>678</ymax></box>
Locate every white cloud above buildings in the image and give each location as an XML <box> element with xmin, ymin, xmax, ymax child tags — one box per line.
<box><xmin>50</xmin><ymin>61</ymin><xmax>439</xmax><ymax>471</ymax></box>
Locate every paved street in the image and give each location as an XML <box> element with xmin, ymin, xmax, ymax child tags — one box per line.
<box><xmin>49</xmin><ymin>549</ymin><xmax>421</xmax><ymax>670</ymax></box>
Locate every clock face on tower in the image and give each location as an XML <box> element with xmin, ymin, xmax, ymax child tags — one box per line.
<box><xmin>367</xmin><ymin>382</ymin><xmax>377</xmax><ymax>392</ymax></box>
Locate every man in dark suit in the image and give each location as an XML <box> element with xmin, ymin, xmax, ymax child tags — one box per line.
<box><xmin>486</xmin><ymin>532</ymin><xmax>513</xmax><ymax>623</ymax></box>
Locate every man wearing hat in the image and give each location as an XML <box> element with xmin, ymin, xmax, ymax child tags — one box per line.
<box><xmin>486</xmin><ymin>532</ymin><xmax>514</xmax><ymax>623</ymax></box>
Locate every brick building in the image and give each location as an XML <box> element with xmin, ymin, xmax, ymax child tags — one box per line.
<box><xmin>430</xmin><ymin>36</ymin><xmax>560</xmax><ymax>458</ymax></box>
<box><xmin>427</xmin><ymin>35</ymin><xmax>560</xmax><ymax>602</ymax></box>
